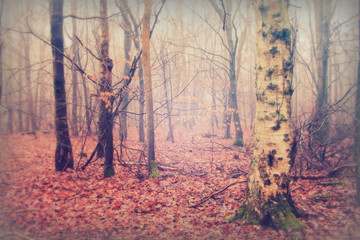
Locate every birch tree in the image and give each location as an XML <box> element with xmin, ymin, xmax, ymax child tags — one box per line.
<box><xmin>226</xmin><ymin>0</ymin><xmax>302</xmax><ymax>231</ymax></box>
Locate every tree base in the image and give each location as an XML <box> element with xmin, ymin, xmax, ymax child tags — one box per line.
<box><xmin>104</xmin><ymin>165</ymin><xmax>115</xmax><ymax>178</ymax></box>
<box><xmin>226</xmin><ymin>198</ymin><xmax>303</xmax><ymax>232</ymax></box>
<box><xmin>233</xmin><ymin>139</ymin><xmax>245</xmax><ymax>147</ymax></box>
<box><xmin>55</xmin><ymin>145</ymin><xmax>74</xmax><ymax>171</ymax></box>
<box><xmin>149</xmin><ymin>160</ymin><xmax>162</xmax><ymax>178</ymax></box>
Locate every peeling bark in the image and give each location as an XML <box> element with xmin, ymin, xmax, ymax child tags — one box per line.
<box><xmin>229</xmin><ymin>0</ymin><xmax>302</xmax><ymax>231</ymax></box>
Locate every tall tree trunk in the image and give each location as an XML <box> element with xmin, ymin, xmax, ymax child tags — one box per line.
<box><xmin>227</xmin><ymin>0</ymin><xmax>302</xmax><ymax>231</ymax></box>
<box><xmin>118</xmin><ymin>0</ymin><xmax>145</xmax><ymax>142</ymax></box>
<box><xmin>17</xmin><ymin>45</ymin><xmax>23</xmax><ymax>132</ymax></box>
<box><xmin>76</xmin><ymin>47</ymin><xmax>92</xmax><ymax>135</ymax></box>
<box><xmin>138</xmin><ymin>61</ymin><xmax>145</xmax><ymax>142</ymax></box>
<box><xmin>312</xmin><ymin>0</ymin><xmax>332</xmax><ymax>145</ymax></box>
<box><xmin>161</xmin><ymin>54</ymin><xmax>174</xmax><ymax>143</ymax></box>
<box><xmin>98</xmin><ymin>0</ymin><xmax>114</xmax><ymax>178</ymax></box>
<box><xmin>211</xmin><ymin>72</ymin><xmax>219</xmax><ymax>129</ymax></box>
<box><xmin>355</xmin><ymin>0</ymin><xmax>360</xmax><ymax>206</ymax></box>
<box><xmin>0</xmin><ymin>0</ymin><xmax>3</xmax><ymax>105</ymax></box>
<box><xmin>50</xmin><ymin>0</ymin><xmax>74</xmax><ymax>171</ymax></box>
<box><xmin>119</xmin><ymin>0</ymin><xmax>132</xmax><ymax>141</ymax></box>
<box><xmin>143</xmin><ymin>0</ymin><xmax>161</xmax><ymax>178</ymax></box>
<box><xmin>71</xmin><ymin>0</ymin><xmax>79</xmax><ymax>137</ymax></box>
<box><xmin>209</xmin><ymin>0</ymin><xmax>244</xmax><ymax>145</ymax></box>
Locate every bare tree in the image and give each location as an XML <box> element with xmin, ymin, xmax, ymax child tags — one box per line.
<box><xmin>209</xmin><ymin>0</ymin><xmax>244</xmax><ymax>146</ymax></box>
<box><xmin>116</xmin><ymin>0</ymin><xmax>145</xmax><ymax>142</ymax></box>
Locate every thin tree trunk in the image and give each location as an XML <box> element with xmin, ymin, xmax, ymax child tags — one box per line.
<box><xmin>119</xmin><ymin>0</ymin><xmax>132</xmax><ymax>141</ymax></box>
<box><xmin>209</xmin><ymin>0</ymin><xmax>244</xmax><ymax>145</ymax></box>
<box><xmin>143</xmin><ymin>0</ymin><xmax>160</xmax><ymax>178</ymax></box>
<box><xmin>17</xmin><ymin>45</ymin><xmax>23</xmax><ymax>132</ymax></box>
<box><xmin>118</xmin><ymin>0</ymin><xmax>145</xmax><ymax>142</ymax></box>
<box><xmin>161</xmin><ymin>54</ymin><xmax>174</xmax><ymax>143</ymax></box>
<box><xmin>0</xmin><ymin>0</ymin><xmax>3</xmax><ymax>105</ymax></box>
<box><xmin>50</xmin><ymin>0</ymin><xmax>74</xmax><ymax>171</ymax></box>
<box><xmin>98</xmin><ymin>0</ymin><xmax>114</xmax><ymax>178</ymax></box>
<box><xmin>228</xmin><ymin>0</ymin><xmax>302</xmax><ymax>232</ymax></box>
<box><xmin>211</xmin><ymin>75</ymin><xmax>219</xmax><ymax>129</ymax></box>
<box><xmin>312</xmin><ymin>0</ymin><xmax>332</xmax><ymax>145</ymax></box>
<box><xmin>138</xmin><ymin>61</ymin><xmax>145</xmax><ymax>142</ymax></box>
<box><xmin>71</xmin><ymin>0</ymin><xmax>79</xmax><ymax>137</ymax></box>
<box><xmin>355</xmin><ymin>0</ymin><xmax>360</xmax><ymax>206</ymax></box>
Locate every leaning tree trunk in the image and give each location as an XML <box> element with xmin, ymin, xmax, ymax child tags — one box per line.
<box><xmin>50</xmin><ymin>0</ymin><xmax>74</xmax><ymax>171</ymax></box>
<box><xmin>226</xmin><ymin>0</ymin><xmax>302</xmax><ymax>232</ymax></box>
<box><xmin>98</xmin><ymin>0</ymin><xmax>114</xmax><ymax>178</ymax></box>
<box><xmin>142</xmin><ymin>0</ymin><xmax>161</xmax><ymax>178</ymax></box>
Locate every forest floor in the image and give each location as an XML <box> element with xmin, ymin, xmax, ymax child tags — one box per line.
<box><xmin>0</xmin><ymin>125</ymin><xmax>359</xmax><ymax>240</ymax></box>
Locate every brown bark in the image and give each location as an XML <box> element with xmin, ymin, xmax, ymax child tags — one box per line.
<box><xmin>50</xmin><ymin>0</ymin><xmax>74</xmax><ymax>171</ymax></box>
<box><xmin>142</xmin><ymin>0</ymin><xmax>160</xmax><ymax>178</ymax></box>
<box><xmin>98</xmin><ymin>0</ymin><xmax>114</xmax><ymax>178</ymax></box>
<box><xmin>355</xmin><ymin>0</ymin><xmax>360</xmax><ymax>206</ymax></box>
<box><xmin>71</xmin><ymin>0</ymin><xmax>79</xmax><ymax>137</ymax></box>
<box><xmin>0</xmin><ymin>0</ymin><xmax>3</xmax><ymax>105</ymax></box>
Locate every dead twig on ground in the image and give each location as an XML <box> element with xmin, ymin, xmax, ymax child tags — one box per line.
<box><xmin>189</xmin><ymin>180</ymin><xmax>247</xmax><ymax>208</ymax></box>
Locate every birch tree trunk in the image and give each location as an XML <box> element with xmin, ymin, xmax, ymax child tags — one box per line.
<box><xmin>50</xmin><ymin>0</ymin><xmax>74</xmax><ymax>171</ymax></box>
<box><xmin>142</xmin><ymin>0</ymin><xmax>161</xmax><ymax>178</ymax></box>
<box><xmin>227</xmin><ymin>0</ymin><xmax>302</xmax><ymax>231</ymax></box>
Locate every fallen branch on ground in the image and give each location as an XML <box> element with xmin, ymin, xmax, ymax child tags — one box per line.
<box><xmin>189</xmin><ymin>180</ymin><xmax>247</xmax><ymax>208</ymax></box>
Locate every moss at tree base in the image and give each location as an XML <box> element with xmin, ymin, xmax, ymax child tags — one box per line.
<box><xmin>226</xmin><ymin>197</ymin><xmax>303</xmax><ymax>232</ymax></box>
<box><xmin>104</xmin><ymin>165</ymin><xmax>115</xmax><ymax>178</ymax></box>
<box><xmin>149</xmin><ymin>160</ymin><xmax>162</xmax><ymax>178</ymax></box>
<box><xmin>233</xmin><ymin>139</ymin><xmax>245</xmax><ymax>147</ymax></box>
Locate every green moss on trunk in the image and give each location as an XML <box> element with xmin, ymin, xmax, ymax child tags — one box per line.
<box><xmin>104</xmin><ymin>165</ymin><xmax>115</xmax><ymax>178</ymax></box>
<box><xmin>233</xmin><ymin>139</ymin><xmax>245</xmax><ymax>147</ymax></box>
<box><xmin>149</xmin><ymin>160</ymin><xmax>161</xmax><ymax>178</ymax></box>
<box><xmin>226</xmin><ymin>195</ymin><xmax>303</xmax><ymax>232</ymax></box>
